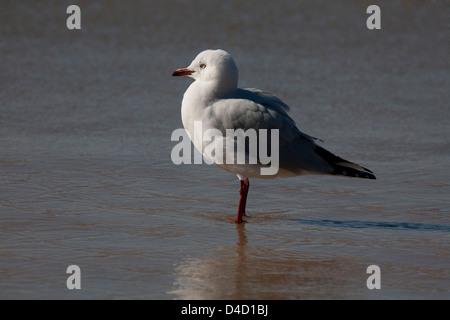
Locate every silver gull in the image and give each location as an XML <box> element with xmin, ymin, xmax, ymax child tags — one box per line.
<box><xmin>172</xmin><ymin>49</ymin><xmax>375</xmax><ymax>223</ymax></box>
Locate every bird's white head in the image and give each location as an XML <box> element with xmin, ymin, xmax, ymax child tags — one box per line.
<box><xmin>172</xmin><ymin>49</ymin><xmax>239</xmax><ymax>97</ymax></box>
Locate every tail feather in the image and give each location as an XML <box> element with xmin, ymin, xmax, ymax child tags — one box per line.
<box><xmin>315</xmin><ymin>146</ymin><xmax>376</xmax><ymax>180</ymax></box>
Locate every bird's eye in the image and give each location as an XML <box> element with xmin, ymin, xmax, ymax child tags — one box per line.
<box><xmin>200</xmin><ymin>63</ymin><xmax>206</xmax><ymax>69</ymax></box>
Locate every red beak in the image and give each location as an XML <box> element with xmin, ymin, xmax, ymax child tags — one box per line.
<box><xmin>172</xmin><ymin>67</ymin><xmax>194</xmax><ymax>77</ymax></box>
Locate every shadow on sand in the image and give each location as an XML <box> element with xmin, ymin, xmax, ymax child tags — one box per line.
<box><xmin>291</xmin><ymin>219</ymin><xmax>450</xmax><ymax>232</ymax></box>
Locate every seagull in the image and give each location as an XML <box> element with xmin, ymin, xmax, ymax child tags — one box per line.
<box><xmin>172</xmin><ymin>49</ymin><xmax>375</xmax><ymax>223</ymax></box>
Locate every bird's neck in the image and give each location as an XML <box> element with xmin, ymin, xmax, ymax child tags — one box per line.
<box><xmin>204</xmin><ymin>78</ymin><xmax>238</xmax><ymax>100</ymax></box>
<box><xmin>181</xmin><ymin>79</ymin><xmax>235</xmax><ymax>136</ymax></box>
<box><xmin>185</xmin><ymin>79</ymin><xmax>237</xmax><ymax>106</ymax></box>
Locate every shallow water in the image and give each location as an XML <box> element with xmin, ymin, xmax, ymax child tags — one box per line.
<box><xmin>1</xmin><ymin>0</ymin><xmax>449</xmax><ymax>299</ymax></box>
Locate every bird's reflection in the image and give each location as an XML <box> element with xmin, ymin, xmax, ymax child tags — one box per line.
<box><xmin>233</xmin><ymin>223</ymin><xmax>248</xmax><ymax>295</ymax></box>
<box><xmin>168</xmin><ymin>222</ymin><xmax>364</xmax><ymax>299</ymax></box>
<box><xmin>235</xmin><ymin>222</ymin><xmax>248</xmax><ymax>247</ymax></box>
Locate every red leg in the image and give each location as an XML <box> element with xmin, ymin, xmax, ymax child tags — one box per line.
<box><xmin>235</xmin><ymin>178</ymin><xmax>250</xmax><ymax>223</ymax></box>
<box><xmin>241</xmin><ymin>178</ymin><xmax>249</xmax><ymax>217</ymax></box>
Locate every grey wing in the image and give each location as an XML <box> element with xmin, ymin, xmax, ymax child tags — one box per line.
<box><xmin>210</xmin><ymin>90</ymin><xmax>303</xmax><ymax>145</ymax></box>
<box><xmin>208</xmin><ymin>89</ymin><xmax>375</xmax><ymax>179</ymax></box>
<box><xmin>207</xmin><ymin>90</ymin><xmax>332</xmax><ymax>176</ymax></box>
<box><xmin>237</xmin><ymin>88</ymin><xmax>323</xmax><ymax>142</ymax></box>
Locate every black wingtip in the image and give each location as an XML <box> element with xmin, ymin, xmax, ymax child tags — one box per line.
<box><xmin>333</xmin><ymin>165</ymin><xmax>376</xmax><ymax>180</ymax></box>
<box><xmin>315</xmin><ymin>146</ymin><xmax>376</xmax><ymax>180</ymax></box>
